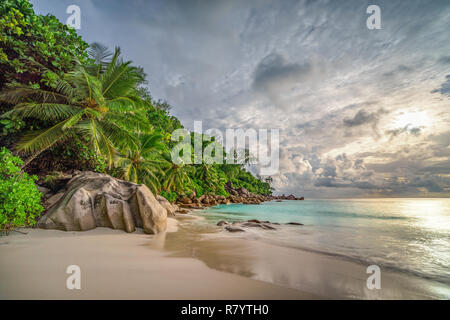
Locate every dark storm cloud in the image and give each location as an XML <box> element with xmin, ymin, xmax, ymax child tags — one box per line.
<box><xmin>314</xmin><ymin>178</ymin><xmax>378</xmax><ymax>190</ymax></box>
<box><xmin>419</xmin><ymin>161</ymin><xmax>450</xmax><ymax>174</ymax></box>
<box><xmin>386</xmin><ymin>125</ymin><xmax>423</xmax><ymax>139</ymax></box>
<box><xmin>431</xmin><ymin>74</ymin><xmax>450</xmax><ymax>97</ymax></box>
<box><xmin>343</xmin><ymin>109</ymin><xmax>387</xmax><ymax>127</ymax></box>
<box><xmin>383</xmin><ymin>175</ymin><xmax>448</xmax><ymax>193</ymax></box>
<box><xmin>252</xmin><ymin>53</ymin><xmax>313</xmax><ymax>91</ymax></box>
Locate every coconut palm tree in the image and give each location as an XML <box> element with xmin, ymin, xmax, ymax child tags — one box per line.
<box><xmin>0</xmin><ymin>46</ymin><xmax>150</xmax><ymax>167</ymax></box>
<box><xmin>195</xmin><ymin>163</ymin><xmax>213</xmax><ymax>182</ymax></box>
<box><xmin>162</xmin><ymin>164</ymin><xmax>191</xmax><ymax>193</ymax></box>
<box><xmin>195</xmin><ymin>164</ymin><xmax>226</xmax><ymax>192</ymax></box>
<box><xmin>160</xmin><ymin>152</ymin><xmax>192</xmax><ymax>193</ymax></box>
<box><xmin>115</xmin><ymin>133</ymin><xmax>166</xmax><ymax>193</ymax></box>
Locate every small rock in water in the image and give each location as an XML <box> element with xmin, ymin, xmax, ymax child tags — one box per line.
<box><xmin>242</xmin><ymin>222</ymin><xmax>277</xmax><ymax>230</ymax></box>
<box><xmin>242</xmin><ymin>222</ymin><xmax>262</xmax><ymax>228</ymax></box>
<box><xmin>217</xmin><ymin>220</ymin><xmax>229</xmax><ymax>226</ymax></box>
<box><xmin>225</xmin><ymin>226</ymin><xmax>245</xmax><ymax>232</ymax></box>
<box><xmin>261</xmin><ymin>223</ymin><xmax>276</xmax><ymax>230</ymax></box>
<box><xmin>286</xmin><ymin>222</ymin><xmax>304</xmax><ymax>226</ymax></box>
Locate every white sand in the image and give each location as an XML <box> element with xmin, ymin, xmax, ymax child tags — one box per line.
<box><xmin>1</xmin><ymin>216</ymin><xmax>447</xmax><ymax>299</ymax></box>
<box><xmin>0</xmin><ymin>218</ymin><xmax>317</xmax><ymax>300</ymax></box>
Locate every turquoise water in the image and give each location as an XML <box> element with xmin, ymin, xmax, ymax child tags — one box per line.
<box><xmin>198</xmin><ymin>199</ymin><xmax>450</xmax><ymax>285</ymax></box>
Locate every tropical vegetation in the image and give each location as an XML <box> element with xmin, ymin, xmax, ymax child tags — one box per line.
<box><xmin>0</xmin><ymin>0</ymin><xmax>272</xmax><ymax>230</ymax></box>
<box><xmin>0</xmin><ymin>147</ymin><xmax>43</xmax><ymax>232</ymax></box>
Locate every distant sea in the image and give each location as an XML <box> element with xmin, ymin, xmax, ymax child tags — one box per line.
<box><xmin>198</xmin><ymin>198</ymin><xmax>450</xmax><ymax>285</ymax></box>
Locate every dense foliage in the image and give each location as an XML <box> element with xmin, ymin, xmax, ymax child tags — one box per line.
<box><xmin>0</xmin><ymin>46</ymin><xmax>151</xmax><ymax>167</ymax></box>
<box><xmin>0</xmin><ymin>0</ymin><xmax>272</xmax><ymax>216</ymax></box>
<box><xmin>0</xmin><ymin>0</ymin><xmax>88</xmax><ymax>91</ymax></box>
<box><xmin>0</xmin><ymin>147</ymin><xmax>43</xmax><ymax>232</ymax></box>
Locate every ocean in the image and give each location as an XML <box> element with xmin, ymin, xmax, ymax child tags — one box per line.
<box><xmin>197</xmin><ymin>198</ymin><xmax>450</xmax><ymax>286</ymax></box>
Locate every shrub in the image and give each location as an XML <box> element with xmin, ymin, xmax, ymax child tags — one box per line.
<box><xmin>189</xmin><ymin>178</ymin><xmax>205</xmax><ymax>197</ymax></box>
<box><xmin>0</xmin><ymin>147</ymin><xmax>43</xmax><ymax>233</ymax></box>
<box><xmin>160</xmin><ymin>190</ymin><xmax>178</xmax><ymax>203</ymax></box>
<box><xmin>0</xmin><ymin>0</ymin><xmax>89</xmax><ymax>90</ymax></box>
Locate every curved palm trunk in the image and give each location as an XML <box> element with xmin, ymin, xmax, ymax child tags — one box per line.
<box><xmin>20</xmin><ymin>139</ymin><xmax>59</xmax><ymax>169</ymax></box>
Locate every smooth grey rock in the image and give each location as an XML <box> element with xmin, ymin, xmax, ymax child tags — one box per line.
<box><xmin>36</xmin><ymin>171</ymin><xmax>167</xmax><ymax>234</ymax></box>
<box><xmin>156</xmin><ymin>195</ymin><xmax>176</xmax><ymax>217</ymax></box>
<box><xmin>225</xmin><ymin>226</ymin><xmax>245</xmax><ymax>232</ymax></box>
<box><xmin>44</xmin><ymin>192</ymin><xmax>65</xmax><ymax>210</ymax></box>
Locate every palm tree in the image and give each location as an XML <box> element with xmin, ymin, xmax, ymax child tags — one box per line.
<box><xmin>195</xmin><ymin>164</ymin><xmax>226</xmax><ymax>193</ymax></box>
<box><xmin>115</xmin><ymin>133</ymin><xmax>166</xmax><ymax>193</ymax></box>
<box><xmin>161</xmin><ymin>153</ymin><xmax>192</xmax><ymax>193</ymax></box>
<box><xmin>0</xmin><ymin>45</ymin><xmax>150</xmax><ymax>167</ymax></box>
<box><xmin>195</xmin><ymin>163</ymin><xmax>211</xmax><ymax>180</ymax></box>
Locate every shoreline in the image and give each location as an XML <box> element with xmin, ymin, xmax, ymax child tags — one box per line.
<box><xmin>0</xmin><ymin>219</ymin><xmax>319</xmax><ymax>300</ymax></box>
<box><xmin>1</xmin><ymin>208</ymin><xmax>448</xmax><ymax>300</ymax></box>
<box><xmin>158</xmin><ymin>213</ymin><xmax>450</xmax><ymax>300</ymax></box>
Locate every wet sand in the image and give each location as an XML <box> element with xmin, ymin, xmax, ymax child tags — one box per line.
<box><xmin>1</xmin><ymin>216</ymin><xmax>447</xmax><ymax>299</ymax></box>
<box><xmin>152</xmin><ymin>215</ymin><xmax>450</xmax><ymax>300</ymax></box>
<box><xmin>0</xmin><ymin>218</ymin><xmax>318</xmax><ymax>300</ymax></box>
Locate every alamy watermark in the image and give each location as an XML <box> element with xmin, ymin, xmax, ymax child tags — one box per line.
<box><xmin>66</xmin><ymin>5</ymin><xmax>81</xmax><ymax>30</ymax></box>
<box><xmin>366</xmin><ymin>265</ymin><xmax>381</xmax><ymax>290</ymax></box>
<box><xmin>170</xmin><ymin>121</ymin><xmax>280</xmax><ymax>175</ymax></box>
<box><xmin>367</xmin><ymin>5</ymin><xmax>381</xmax><ymax>30</ymax></box>
<box><xmin>66</xmin><ymin>264</ymin><xmax>81</xmax><ymax>290</ymax></box>
<box><xmin>66</xmin><ymin>4</ymin><xmax>381</xmax><ymax>31</ymax></box>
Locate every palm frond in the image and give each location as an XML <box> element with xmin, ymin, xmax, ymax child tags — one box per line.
<box><xmin>103</xmin><ymin>113</ymin><xmax>152</xmax><ymax>136</ymax></box>
<box><xmin>17</xmin><ymin>118</ymin><xmax>73</xmax><ymax>153</ymax></box>
<box><xmin>65</xmin><ymin>66</ymin><xmax>102</xmax><ymax>102</ymax></box>
<box><xmin>75</xmin><ymin>119</ymin><xmax>117</xmax><ymax>167</ymax></box>
<box><xmin>101</xmin><ymin>48</ymin><xmax>144</xmax><ymax>98</ymax></box>
<box><xmin>140</xmin><ymin>166</ymin><xmax>161</xmax><ymax>193</ymax></box>
<box><xmin>89</xmin><ymin>43</ymin><xmax>112</xmax><ymax>62</ymax></box>
<box><xmin>0</xmin><ymin>86</ymin><xmax>71</xmax><ymax>105</ymax></box>
<box><xmin>3</xmin><ymin>102</ymin><xmax>81</xmax><ymax>121</ymax></box>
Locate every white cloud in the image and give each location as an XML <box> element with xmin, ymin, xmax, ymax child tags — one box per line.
<box><xmin>32</xmin><ymin>0</ymin><xmax>450</xmax><ymax>197</ymax></box>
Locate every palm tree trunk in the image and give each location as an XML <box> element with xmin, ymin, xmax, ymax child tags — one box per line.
<box><xmin>20</xmin><ymin>140</ymin><xmax>59</xmax><ymax>169</ymax></box>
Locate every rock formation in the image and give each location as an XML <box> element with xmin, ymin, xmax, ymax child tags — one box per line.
<box><xmin>270</xmin><ymin>194</ymin><xmax>305</xmax><ymax>201</ymax></box>
<box><xmin>156</xmin><ymin>195</ymin><xmax>177</xmax><ymax>217</ymax></box>
<box><xmin>220</xmin><ymin>219</ymin><xmax>303</xmax><ymax>232</ymax></box>
<box><xmin>37</xmin><ymin>171</ymin><xmax>167</xmax><ymax>234</ymax></box>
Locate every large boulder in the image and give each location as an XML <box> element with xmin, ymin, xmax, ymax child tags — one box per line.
<box><xmin>156</xmin><ymin>195</ymin><xmax>177</xmax><ymax>217</ymax></box>
<box><xmin>36</xmin><ymin>171</ymin><xmax>167</xmax><ymax>234</ymax></box>
<box><xmin>178</xmin><ymin>197</ymin><xmax>192</xmax><ymax>204</ymax></box>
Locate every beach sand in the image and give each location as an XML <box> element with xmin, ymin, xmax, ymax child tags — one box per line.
<box><xmin>152</xmin><ymin>215</ymin><xmax>449</xmax><ymax>300</ymax></box>
<box><xmin>0</xmin><ymin>216</ymin><xmax>446</xmax><ymax>299</ymax></box>
<box><xmin>0</xmin><ymin>218</ymin><xmax>317</xmax><ymax>300</ymax></box>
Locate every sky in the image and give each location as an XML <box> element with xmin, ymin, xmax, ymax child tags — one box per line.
<box><xmin>31</xmin><ymin>0</ymin><xmax>450</xmax><ymax>198</ymax></box>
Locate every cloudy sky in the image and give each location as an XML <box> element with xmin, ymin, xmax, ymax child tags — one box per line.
<box><xmin>32</xmin><ymin>0</ymin><xmax>450</xmax><ymax>198</ymax></box>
